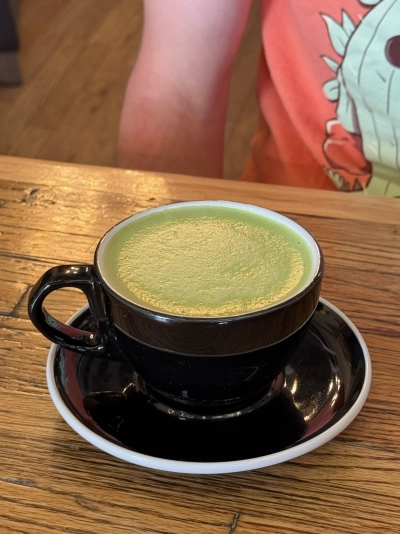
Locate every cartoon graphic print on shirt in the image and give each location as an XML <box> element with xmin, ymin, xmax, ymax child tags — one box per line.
<box><xmin>321</xmin><ymin>0</ymin><xmax>400</xmax><ymax>195</ymax></box>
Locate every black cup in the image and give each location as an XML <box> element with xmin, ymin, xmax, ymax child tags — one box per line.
<box><xmin>28</xmin><ymin>201</ymin><xmax>323</xmax><ymax>418</ymax></box>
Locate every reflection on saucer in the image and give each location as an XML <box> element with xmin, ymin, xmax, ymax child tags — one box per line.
<box><xmin>83</xmin><ymin>386</ymin><xmax>307</xmax><ymax>462</ymax></box>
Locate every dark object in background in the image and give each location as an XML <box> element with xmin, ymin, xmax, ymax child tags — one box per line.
<box><xmin>0</xmin><ymin>0</ymin><xmax>21</xmax><ymax>85</ymax></box>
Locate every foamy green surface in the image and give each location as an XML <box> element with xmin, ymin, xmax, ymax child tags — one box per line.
<box><xmin>103</xmin><ymin>206</ymin><xmax>313</xmax><ymax>317</ymax></box>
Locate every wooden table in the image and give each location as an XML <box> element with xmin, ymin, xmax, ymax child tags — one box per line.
<box><xmin>0</xmin><ymin>155</ymin><xmax>399</xmax><ymax>534</ymax></box>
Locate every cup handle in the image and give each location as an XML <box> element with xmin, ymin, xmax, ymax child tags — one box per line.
<box><xmin>28</xmin><ymin>265</ymin><xmax>108</xmax><ymax>354</ymax></box>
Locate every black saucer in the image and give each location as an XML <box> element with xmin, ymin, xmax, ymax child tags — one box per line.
<box><xmin>47</xmin><ymin>299</ymin><xmax>371</xmax><ymax>473</ymax></box>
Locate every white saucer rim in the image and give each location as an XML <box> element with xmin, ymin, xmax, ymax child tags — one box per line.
<box><xmin>46</xmin><ymin>297</ymin><xmax>372</xmax><ymax>475</ymax></box>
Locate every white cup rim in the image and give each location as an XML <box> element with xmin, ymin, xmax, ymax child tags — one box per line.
<box><xmin>95</xmin><ymin>201</ymin><xmax>323</xmax><ymax>319</ymax></box>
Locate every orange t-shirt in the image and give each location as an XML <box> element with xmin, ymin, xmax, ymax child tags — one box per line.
<box><xmin>242</xmin><ymin>0</ymin><xmax>400</xmax><ymax>196</ymax></box>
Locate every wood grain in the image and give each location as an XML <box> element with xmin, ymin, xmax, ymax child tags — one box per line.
<box><xmin>0</xmin><ymin>155</ymin><xmax>399</xmax><ymax>534</ymax></box>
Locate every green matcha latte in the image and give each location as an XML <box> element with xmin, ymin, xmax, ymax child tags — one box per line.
<box><xmin>100</xmin><ymin>203</ymin><xmax>315</xmax><ymax>318</ymax></box>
